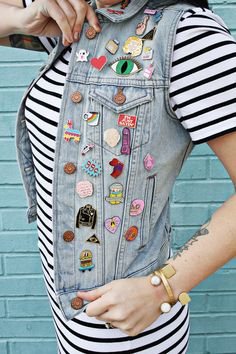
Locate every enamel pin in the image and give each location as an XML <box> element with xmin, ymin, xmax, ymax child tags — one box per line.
<box><xmin>124</xmin><ymin>226</ymin><xmax>138</xmax><ymax>241</ymax></box>
<box><xmin>136</xmin><ymin>15</ymin><xmax>149</xmax><ymax>36</ymax></box>
<box><xmin>76</xmin><ymin>49</ymin><xmax>89</xmax><ymax>62</ymax></box>
<box><xmin>109</xmin><ymin>158</ymin><xmax>124</xmax><ymax>178</ymax></box>
<box><xmin>63</xmin><ymin>119</ymin><xmax>81</xmax><ymax>143</ymax></box>
<box><xmin>76</xmin><ymin>180</ymin><xmax>93</xmax><ymax>198</ymax></box>
<box><xmin>104</xmin><ymin>128</ymin><xmax>121</xmax><ymax>148</ymax></box>
<box><xmin>123</xmin><ymin>36</ymin><xmax>143</xmax><ymax>57</ymax></box>
<box><xmin>76</xmin><ymin>204</ymin><xmax>97</xmax><ymax>229</ymax></box>
<box><xmin>81</xmin><ymin>143</ymin><xmax>95</xmax><ymax>156</ymax></box>
<box><xmin>105</xmin><ymin>216</ymin><xmax>121</xmax><ymax>234</ymax></box>
<box><xmin>144</xmin><ymin>153</ymin><xmax>155</xmax><ymax>171</ymax></box>
<box><xmin>120</xmin><ymin>127</ymin><xmax>131</xmax><ymax>155</ymax></box>
<box><xmin>106</xmin><ymin>39</ymin><xmax>120</xmax><ymax>54</ymax></box>
<box><xmin>130</xmin><ymin>199</ymin><xmax>145</xmax><ymax>216</ymax></box>
<box><xmin>79</xmin><ymin>250</ymin><xmax>95</xmax><ymax>272</ymax></box>
<box><xmin>105</xmin><ymin>183</ymin><xmax>124</xmax><ymax>204</ymax></box>
<box><xmin>118</xmin><ymin>114</ymin><xmax>137</xmax><ymax>129</ymax></box>
<box><xmin>90</xmin><ymin>56</ymin><xmax>107</xmax><ymax>71</ymax></box>
<box><xmin>86</xmin><ymin>234</ymin><xmax>100</xmax><ymax>245</ymax></box>
<box><xmin>83</xmin><ymin>112</ymin><xmax>100</xmax><ymax>126</ymax></box>
<box><xmin>82</xmin><ymin>158</ymin><xmax>102</xmax><ymax>177</ymax></box>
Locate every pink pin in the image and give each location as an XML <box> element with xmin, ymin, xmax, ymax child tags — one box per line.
<box><xmin>144</xmin><ymin>153</ymin><xmax>155</xmax><ymax>171</ymax></box>
<box><xmin>130</xmin><ymin>199</ymin><xmax>145</xmax><ymax>216</ymax></box>
<box><xmin>105</xmin><ymin>216</ymin><xmax>121</xmax><ymax>234</ymax></box>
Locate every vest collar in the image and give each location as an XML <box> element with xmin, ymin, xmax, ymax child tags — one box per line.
<box><xmin>91</xmin><ymin>0</ymin><xmax>150</xmax><ymax>23</ymax></box>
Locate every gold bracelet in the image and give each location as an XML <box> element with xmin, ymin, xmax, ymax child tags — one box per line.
<box><xmin>152</xmin><ymin>264</ymin><xmax>192</xmax><ymax>306</ymax></box>
<box><xmin>155</xmin><ymin>269</ymin><xmax>176</xmax><ymax>305</ymax></box>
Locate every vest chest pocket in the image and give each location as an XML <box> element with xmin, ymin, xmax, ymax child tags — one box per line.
<box><xmin>86</xmin><ymin>85</ymin><xmax>153</xmax><ymax>156</ymax></box>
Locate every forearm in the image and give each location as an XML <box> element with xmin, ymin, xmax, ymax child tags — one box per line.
<box><xmin>0</xmin><ymin>3</ymin><xmax>24</xmax><ymax>38</ymax></box>
<box><xmin>161</xmin><ymin>192</ymin><xmax>236</xmax><ymax>302</ymax></box>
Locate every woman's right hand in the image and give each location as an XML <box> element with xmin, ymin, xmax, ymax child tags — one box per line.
<box><xmin>20</xmin><ymin>0</ymin><xmax>101</xmax><ymax>45</ymax></box>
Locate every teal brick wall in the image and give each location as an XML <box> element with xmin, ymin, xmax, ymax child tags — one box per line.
<box><xmin>0</xmin><ymin>3</ymin><xmax>236</xmax><ymax>353</ymax></box>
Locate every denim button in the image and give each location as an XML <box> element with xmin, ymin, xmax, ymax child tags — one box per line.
<box><xmin>71</xmin><ymin>91</ymin><xmax>83</xmax><ymax>103</ymax></box>
<box><xmin>113</xmin><ymin>88</ymin><xmax>126</xmax><ymax>105</ymax></box>
<box><xmin>63</xmin><ymin>231</ymin><xmax>75</xmax><ymax>242</ymax></box>
<box><xmin>64</xmin><ymin>162</ymin><xmax>76</xmax><ymax>174</ymax></box>
<box><xmin>71</xmin><ymin>297</ymin><xmax>84</xmax><ymax>310</ymax></box>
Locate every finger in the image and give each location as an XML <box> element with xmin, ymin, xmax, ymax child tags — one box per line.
<box><xmin>67</xmin><ymin>0</ymin><xmax>87</xmax><ymax>40</ymax></box>
<box><xmin>56</xmin><ymin>0</ymin><xmax>77</xmax><ymax>29</ymax></box>
<box><xmin>86</xmin><ymin>4</ymin><xmax>101</xmax><ymax>33</ymax></box>
<box><xmin>45</xmin><ymin>0</ymin><xmax>74</xmax><ymax>44</ymax></box>
<box><xmin>77</xmin><ymin>284</ymin><xmax>111</xmax><ymax>301</ymax></box>
<box><xmin>85</xmin><ymin>296</ymin><xmax>110</xmax><ymax>317</ymax></box>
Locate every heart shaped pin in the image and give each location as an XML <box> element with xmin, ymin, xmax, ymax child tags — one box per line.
<box><xmin>90</xmin><ymin>56</ymin><xmax>107</xmax><ymax>71</ymax></box>
<box><xmin>105</xmin><ymin>216</ymin><xmax>121</xmax><ymax>234</ymax></box>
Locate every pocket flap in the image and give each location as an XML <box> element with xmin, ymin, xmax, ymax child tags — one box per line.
<box><xmin>88</xmin><ymin>85</ymin><xmax>153</xmax><ymax>114</ymax></box>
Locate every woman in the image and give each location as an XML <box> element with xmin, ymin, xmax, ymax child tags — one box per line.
<box><xmin>1</xmin><ymin>0</ymin><xmax>236</xmax><ymax>353</ymax></box>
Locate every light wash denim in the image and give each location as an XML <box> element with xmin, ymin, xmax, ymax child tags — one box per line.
<box><xmin>15</xmin><ymin>0</ymin><xmax>193</xmax><ymax>320</ymax></box>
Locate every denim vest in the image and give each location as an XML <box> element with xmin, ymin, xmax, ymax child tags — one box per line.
<box><xmin>15</xmin><ymin>0</ymin><xmax>194</xmax><ymax>320</ymax></box>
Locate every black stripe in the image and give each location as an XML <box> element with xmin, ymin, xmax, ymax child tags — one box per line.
<box><xmin>32</xmin><ymin>151</ymin><xmax>53</xmax><ymax>173</ymax></box>
<box><xmin>37</xmin><ymin>201</ymin><xmax>52</xmax><ymax>221</ymax></box>
<box><xmin>172</xmin><ymin>40</ymin><xmax>236</xmax><ymax>67</ymax></box>
<box><xmin>35</xmin><ymin>176</ymin><xmax>52</xmax><ymax>196</ymax></box>
<box><xmin>51</xmin><ymin>65</ymin><xmax>67</xmax><ymax>77</ymax></box>
<box><xmin>52</xmin><ymin>305</ymin><xmax>188</xmax><ymax>353</ymax></box>
<box><xmin>174</xmin><ymin>30</ymin><xmax>215</xmax><ymax>50</ymax></box>
<box><xmin>38</xmin><ymin>226</ymin><xmax>53</xmax><ymax>254</ymax></box>
<box><xmin>39</xmin><ymin>251</ymin><xmax>54</xmax><ymax>283</ymax></box>
<box><xmin>193</xmin><ymin>126</ymin><xmax>236</xmax><ymax>144</ymax></box>
<box><xmin>22</xmin><ymin>0</ymin><xmax>27</xmax><ymax>8</ymax></box>
<box><xmin>25</xmin><ymin>104</ymin><xmax>58</xmax><ymax>127</ymax></box>
<box><xmin>60</xmin><ymin>55</ymin><xmax>69</xmax><ymax>65</ymax></box>
<box><xmin>37</xmin><ymin>213</ymin><xmax>53</xmax><ymax>233</ymax></box>
<box><xmin>28</xmin><ymin>92</ymin><xmax>60</xmax><ymax>113</ymax></box>
<box><xmin>34</xmin><ymin>163</ymin><xmax>52</xmax><ymax>184</ymax></box>
<box><xmin>37</xmin><ymin>38</ymin><xmax>50</xmax><ymax>54</ymax></box>
<box><xmin>36</xmin><ymin>189</ymin><xmax>53</xmax><ymax>209</ymax></box>
<box><xmin>25</xmin><ymin>116</ymin><xmax>56</xmax><ymax>141</ymax></box>
<box><xmin>176</xmin><ymin>24</ymin><xmax>230</xmax><ymax>35</ymax></box>
<box><xmin>48</xmin><ymin>37</ymin><xmax>57</xmax><ymax>49</ymax></box>
<box><xmin>34</xmin><ymin>82</ymin><xmax>62</xmax><ymax>99</ymax></box>
<box><xmin>30</xmin><ymin>138</ymin><xmax>54</xmax><ymax>162</ymax></box>
<box><xmin>179</xmin><ymin>97</ymin><xmax>236</xmax><ymax>122</ymax></box>
<box><xmin>188</xmin><ymin>112</ymin><xmax>236</xmax><ymax>132</ymax></box>
<box><xmin>174</xmin><ymin>82</ymin><xmax>236</xmax><ymax>109</ymax></box>
<box><xmin>25</xmin><ymin>126</ymin><xmax>55</xmax><ymax>153</ymax></box>
<box><xmin>186</xmin><ymin>13</ymin><xmax>230</xmax><ymax>33</ymax></box>
<box><xmin>42</xmin><ymin>73</ymin><xmax>65</xmax><ymax>86</ymax></box>
<box><xmin>170</xmin><ymin>65</ymin><xmax>236</xmax><ymax>92</ymax></box>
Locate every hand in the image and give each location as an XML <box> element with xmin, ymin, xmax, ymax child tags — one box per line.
<box><xmin>77</xmin><ymin>276</ymin><xmax>168</xmax><ymax>337</ymax></box>
<box><xmin>19</xmin><ymin>0</ymin><xmax>101</xmax><ymax>46</ymax></box>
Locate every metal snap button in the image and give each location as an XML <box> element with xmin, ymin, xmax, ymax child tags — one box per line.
<box><xmin>71</xmin><ymin>91</ymin><xmax>83</xmax><ymax>103</ymax></box>
<box><xmin>71</xmin><ymin>297</ymin><xmax>84</xmax><ymax>310</ymax></box>
<box><xmin>63</xmin><ymin>231</ymin><xmax>75</xmax><ymax>242</ymax></box>
<box><xmin>64</xmin><ymin>162</ymin><xmax>76</xmax><ymax>174</ymax></box>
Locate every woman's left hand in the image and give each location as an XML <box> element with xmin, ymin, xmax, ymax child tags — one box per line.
<box><xmin>76</xmin><ymin>276</ymin><xmax>168</xmax><ymax>336</ymax></box>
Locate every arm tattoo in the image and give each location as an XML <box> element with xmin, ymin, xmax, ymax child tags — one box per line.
<box><xmin>9</xmin><ymin>34</ymin><xmax>45</xmax><ymax>52</ymax></box>
<box><xmin>172</xmin><ymin>218</ymin><xmax>211</xmax><ymax>260</ymax></box>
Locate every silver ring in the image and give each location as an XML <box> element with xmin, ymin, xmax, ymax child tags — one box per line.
<box><xmin>105</xmin><ymin>322</ymin><xmax>115</xmax><ymax>329</ymax></box>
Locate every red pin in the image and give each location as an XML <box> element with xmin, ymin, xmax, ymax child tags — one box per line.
<box><xmin>90</xmin><ymin>56</ymin><xmax>107</xmax><ymax>71</ymax></box>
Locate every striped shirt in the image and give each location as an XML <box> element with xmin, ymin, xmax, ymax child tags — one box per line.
<box><xmin>21</xmin><ymin>2</ymin><xmax>236</xmax><ymax>353</ymax></box>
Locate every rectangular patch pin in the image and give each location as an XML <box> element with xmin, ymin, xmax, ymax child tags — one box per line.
<box><xmin>118</xmin><ymin>114</ymin><xmax>137</xmax><ymax>128</ymax></box>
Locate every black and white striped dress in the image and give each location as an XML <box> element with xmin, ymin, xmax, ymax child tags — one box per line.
<box><xmin>22</xmin><ymin>2</ymin><xmax>236</xmax><ymax>353</ymax></box>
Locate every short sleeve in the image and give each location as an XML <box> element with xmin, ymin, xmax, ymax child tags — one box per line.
<box><xmin>22</xmin><ymin>0</ymin><xmax>58</xmax><ymax>54</ymax></box>
<box><xmin>169</xmin><ymin>7</ymin><xmax>236</xmax><ymax>144</ymax></box>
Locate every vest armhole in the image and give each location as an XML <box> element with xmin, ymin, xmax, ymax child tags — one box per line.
<box><xmin>164</xmin><ymin>5</ymin><xmax>194</xmax><ymax>120</ymax></box>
